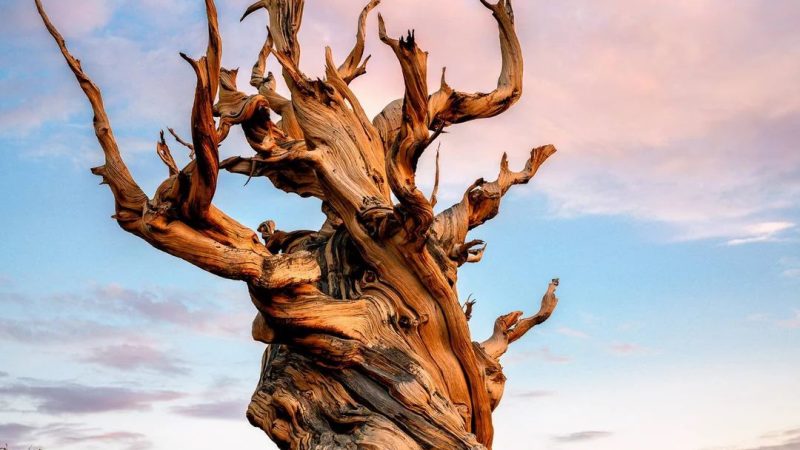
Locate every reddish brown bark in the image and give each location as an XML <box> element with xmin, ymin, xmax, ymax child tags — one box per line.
<box><xmin>37</xmin><ymin>0</ymin><xmax>559</xmax><ymax>448</ymax></box>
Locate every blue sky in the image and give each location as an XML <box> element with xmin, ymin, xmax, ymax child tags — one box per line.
<box><xmin>1</xmin><ymin>0</ymin><xmax>799</xmax><ymax>449</ymax></box>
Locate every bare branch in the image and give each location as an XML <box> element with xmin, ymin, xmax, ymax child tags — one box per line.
<box><xmin>338</xmin><ymin>0</ymin><xmax>380</xmax><ymax>84</ymax></box>
<box><xmin>242</xmin><ymin>0</ymin><xmax>304</xmax><ymax>66</ymax></box>
<box><xmin>250</xmin><ymin>30</ymin><xmax>274</xmax><ymax>88</ymax></box>
<box><xmin>463</xmin><ymin>294</ymin><xmax>476</xmax><ymax>321</ymax></box>
<box><xmin>430</xmin><ymin>144</ymin><xmax>441</xmax><ymax>208</ymax></box>
<box><xmin>428</xmin><ymin>0</ymin><xmax>522</xmax><ymax>127</ymax></box>
<box><xmin>220</xmin><ymin>140</ymin><xmax>325</xmax><ymax>199</ymax></box>
<box><xmin>378</xmin><ymin>16</ymin><xmax>436</xmax><ymax>241</ymax></box>
<box><xmin>36</xmin><ymin>0</ymin><xmax>309</xmax><ymax>287</ymax></box>
<box><xmin>243</xmin><ymin>0</ymin><xmax>308</xmax><ymax>91</ymax></box>
<box><xmin>216</xmin><ymin>67</ymin><xmax>284</xmax><ymax>152</ymax></box>
<box><xmin>248</xmin><ymin>30</ymin><xmax>304</xmax><ymax>139</ymax></box>
<box><xmin>176</xmin><ymin>0</ymin><xmax>223</xmax><ymax>221</ymax></box>
<box><xmin>35</xmin><ymin>0</ymin><xmax>146</xmax><ymax>223</ymax></box>
<box><xmin>156</xmin><ymin>131</ymin><xmax>179</xmax><ymax>176</ymax></box>
<box><xmin>167</xmin><ymin>127</ymin><xmax>195</xmax><ymax>159</ymax></box>
<box><xmin>432</xmin><ymin>145</ymin><xmax>556</xmax><ymax>265</ymax></box>
<box><xmin>372</xmin><ymin>0</ymin><xmax>522</xmax><ymax>155</ymax></box>
<box><xmin>480</xmin><ymin>278</ymin><xmax>559</xmax><ymax>360</ymax></box>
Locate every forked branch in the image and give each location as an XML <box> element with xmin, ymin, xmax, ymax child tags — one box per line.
<box><xmin>177</xmin><ymin>0</ymin><xmax>222</xmax><ymax>221</ymax></box>
<box><xmin>338</xmin><ymin>0</ymin><xmax>381</xmax><ymax>83</ymax></box>
<box><xmin>373</xmin><ymin>0</ymin><xmax>523</xmax><ymax>153</ymax></box>
<box><xmin>433</xmin><ymin>145</ymin><xmax>556</xmax><ymax>265</ymax></box>
<box><xmin>378</xmin><ymin>16</ymin><xmax>438</xmax><ymax>241</ymax></box>
<box><xmin>429</xmin><ymin>0</ymin><xmax>522</xmax><ymax>127</ymax></box>
<box><xmin>36</xmin><ymin>0</ymin><xmax>319</xmax><ymax>290</ymax></box>
<box><xmin>480</xmin><ymin>278</ymin><xmax>559</xmax><ymax>360</ymax></box>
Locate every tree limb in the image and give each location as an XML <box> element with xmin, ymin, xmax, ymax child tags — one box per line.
<box><xmin>373</xmin><ymin>0</ymin><xmax>523</xmax><ymax>153</ymax></box>
<box><xmin>378</xmin><ymin>16</ymin><xmax>437</xmax><ymax>241</ymax></box>
<box><xmin>34</xmin><ymin>0</ymin><xmax>146</xmax><ymax>223</ymax></box>
<box><xmin>249</xmin><ymin>29</ymin><xmax>304</xmax><ymax>139</ymax></box>
<box><xmin>480</xmin><ymin>278</ymin><xmax>559</xmax><ymax>360</ymax></box>
<box><xmin>428</xmin><ymin>0</ymin><xmax>522</xmax><ymax>127</ymax></box>
<box><xmin>36</xmin><ymin>0</ymin><xmax>319</xmax><ymax>289</ymax></box>
<box><xmin>167</xmin><ymin>127</ymin><xmax>195</xmax><ymax>159</ymax></box>
<box><xmin>338</xmin><ymin>0</ymin><xmax>380</xmax><ymax>84</ymax></box>
<box><xmin>174</xmin><ymin>0</ymin><xmax>222</xmax><ymax>221</ymax></box>
<box><xmin>156</xmin><ymin>131</ymin><xmax>179</xmax><ymax>176</ymax></box>
<box><xmin>432</xmin><ymin>145</ymin><xmax>556</xmax><ymax>265</ymax></box>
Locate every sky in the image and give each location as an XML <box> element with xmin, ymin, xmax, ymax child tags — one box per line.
<box><xmin>0</xmin><ymin>0</ymin><xmax>799</xmax><ymax>449</ymax></box>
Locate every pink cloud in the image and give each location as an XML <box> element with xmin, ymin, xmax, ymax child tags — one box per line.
<box><xmin>0</xmin><ymin>380</ymin><xmax>184</xmax><ymax>414</ymax></box>
<box><xmin>82</xmin><ymin>343</ymin><xmax>189</xmax><ymax>375</ymax></box>
<box><xmin>171</xmin><ymin>399</ymin><xmax>247</xmax><ymax>420</ymax></box>
<box><xmin>1</xmin><ymin>421</ymin><xmax>153</xmax><ymax>450</ymax></box>
<box><xmin>608</xmin><ymin>342</ymin><xmax>648</xmax><ymax>356</ymax></box>
<box><xmin>8</xmin><ymin>0</ymin><xmax>800</xmax><ymax>244</ymax></box>
<box><xmin>510</xmin><ymin>346</ymin><xmax>572</xmax><ymax>364</ymax></box>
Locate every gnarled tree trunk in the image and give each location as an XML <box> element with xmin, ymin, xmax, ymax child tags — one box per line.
<box><xmin>37</xmin><ymin>0</ymin><xmax>559</xmax><ymax>448</ymax></box>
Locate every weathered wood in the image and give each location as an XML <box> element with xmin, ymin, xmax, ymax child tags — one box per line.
<box><xmin>37</xmin><ymin>0</ymin><xmax>560</xmax><ymax>448</ymax></box>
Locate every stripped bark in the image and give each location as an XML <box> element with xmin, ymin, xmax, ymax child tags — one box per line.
<box><xmin>38</xmin><ymin>0</ymin><xmax>560</xmax><ymax>448</ymax></box>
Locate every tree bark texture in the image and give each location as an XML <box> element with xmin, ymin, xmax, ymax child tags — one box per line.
<box><xmin>36</xmin><ymin>0</ymin><xmax>560</xmax><ymax>448</ymax></box>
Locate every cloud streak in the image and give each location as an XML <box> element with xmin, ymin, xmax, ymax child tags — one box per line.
<box><xmin>553</xmin><ymin>430</ymin><xmax>613</xmax><ymax>443</ymax></box>
<box><xmin>0</xmin><ymin>421</ymin><xmax>152</xmax><ymax>450</ymax></box>
<box><xmin>82</xmin><ymin>344</ymin><xmax>189</xmax><ymax>375</ymax></box>
<box><xmin>0</xmin><ymin>380</ymin><xmax>183</xmax><ymax>414</ymax></box>
<box><xmin>3</xmin><ymin>0</ymin><xmax>798</xmax><ymax>243</ymax></box>
<box><xmin>171</xmin><ymin>399</ymin><xmax>247</xmax><ymax>421</ymax></box>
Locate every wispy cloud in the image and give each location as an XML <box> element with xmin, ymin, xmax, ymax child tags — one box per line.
<box><xmin>509</xmin><ymin>390</ymin><xmax>556</xmax><ymax>400</ymax></box>
<box><xmin>0</xmin><ymin>380</ymin><xmax>184</xmax><ymax>414</ymax></box>
<box><xmin>81</xmin><ymin>344</ymin><xmax>189</xmax><ymax>375</ymax></box>
<box><xmin>171</xmin><ymin>399</ymin><xmax>246</xmax><ymax>421</ymax></box>
<box><xmin>510</xmin><ymin>347</ymin><xmax>572</xmax><ymax>364</ymax></box>
<box><xmin>726</xmin><ymin>222</ymin><xmax>796</xmax><ymax>246</ymax></box>
<box><xmin>553</xmin><ymin>430</ymin><xmax>613</xmax><ymax>443</ymax></box>
<box><xmin>608</xmin><ymin>342</ymin><xmax>649</xmax><ymax>356</ymax></box>
<box><xmin>0</xmin><ymin>423</ymin><xmax>36</xmax><ymax>443</ymax></box>
<box><xmin>0</xmin><ymin>421</ymin><xmax>152</xmax><ymax>450</ymax></box>
<box><xmin>0</xmin><ymin>284</ymin><xmax>251</xmax><ymax>346</ymax></box>
<box><xmin>714</xmin><ymin>426</ymin><xmax>800</xmax><ymax>450</ymax></box>
<box><xmin>556</xmin><ymin>327</ymin><xmax>590</xmax><ymax>339</ymax></box>
<box><xmin>47</xmin><ymin>426</ymin><xmax>151</xmax><ymax>450</ymax></box>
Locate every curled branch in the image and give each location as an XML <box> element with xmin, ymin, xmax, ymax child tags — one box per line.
<box><xmin>338</xmin><ymin>0</ymin><xmax>380</xmax><ymax>84</ymax></box>
<box><xmin>480</xmin><ymin>279</ymin><xmax>559</xmax><ymax>360</ymax></box>
<box><xmin>428</xmin><ymin>0</ymin><xmax>522</xmax><ymax>127</ymax></box>
<box><xmin>373</xmin><ymin>0</ymin><xmax>523</xmax><ymax>154</ymax></box>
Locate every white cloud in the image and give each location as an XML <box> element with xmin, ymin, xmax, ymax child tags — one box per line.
<box><xmin>726</xmin><ymin>222</ymin><xmax>796</xmax><ymax>246</ymax></box>
<box><xmin>5</xmin><ymin>0</ymin><xmax>800</xmax><ymax>245</ymax></box>
<box><xmin>556</xmin><ymin>327</ymin><xmax>589</xmax><ymax>339</ymax></box>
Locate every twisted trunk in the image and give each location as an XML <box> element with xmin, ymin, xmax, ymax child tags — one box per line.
<box><xmin>37</xmin><ymin>0</ymin><xmax>561</xmax><ymax>448</ymax></box>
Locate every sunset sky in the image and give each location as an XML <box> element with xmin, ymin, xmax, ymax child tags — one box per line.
<box><xmin>1</xmin><ymin>0</ymin><xmax>799</xmax><ymax>449</ymax></box>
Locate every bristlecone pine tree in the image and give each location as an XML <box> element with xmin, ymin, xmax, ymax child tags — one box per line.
<box><xmin>37</xmin><ymin>0</ymin><xmax>560</xmax><ymax>448</ymax></box>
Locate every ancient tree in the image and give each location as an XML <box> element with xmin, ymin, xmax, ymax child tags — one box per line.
<box><xmin>37</xmin><ymin>0</ymin><xmax>560</xmax><ymax>448</ymax></box>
